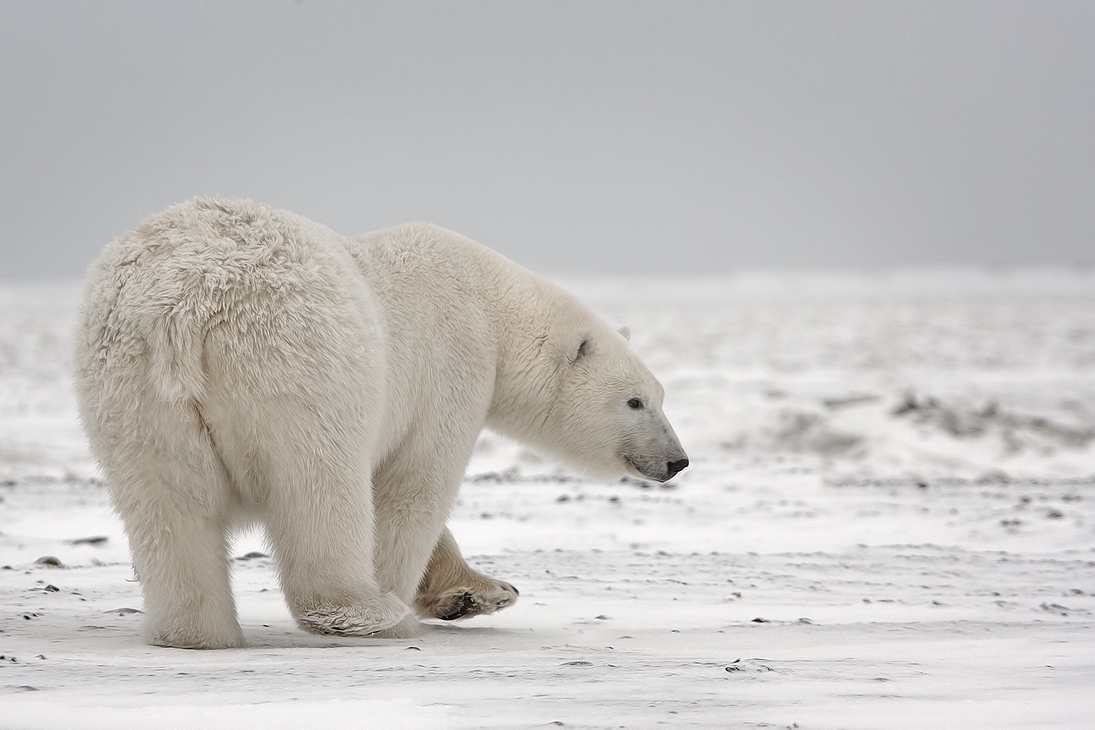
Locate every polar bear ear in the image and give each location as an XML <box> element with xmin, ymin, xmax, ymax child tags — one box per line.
<box><xmin>618</xmin><ymin>326</ymin><xmax>631</xmax><ymax>342</ymax></box>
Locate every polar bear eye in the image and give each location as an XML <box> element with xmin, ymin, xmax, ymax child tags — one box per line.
<box><xmin>627</xmin><ymin>398</ymin><xmax>644</xmax><ymax>410</ymax></box>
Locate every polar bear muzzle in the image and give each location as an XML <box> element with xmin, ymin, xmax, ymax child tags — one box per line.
<box><xmin>623</xmin><ymin>451</ymin><xmax>689</xmax><ymax>483</ymax></box>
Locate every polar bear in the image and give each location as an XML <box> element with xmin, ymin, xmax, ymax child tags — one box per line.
<box><xmin>74</xmin><ymin>198</ymin><xmax>688</xmax><ymax>649</ymax></box>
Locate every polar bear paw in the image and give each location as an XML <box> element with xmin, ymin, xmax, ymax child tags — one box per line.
<box><xmin>146</xmin><ymin>620</ymin><xmax>246</xmax><ymax>650</ymax></box>
<box><xmin>417</xmin><ymin>579</ymin><xmax>520</xmax><ymax>621</ymax></box>
<box><xmin>296</xmin><ymin>592</ymin><xmax>409</xmax><ymax>636</ymax></box>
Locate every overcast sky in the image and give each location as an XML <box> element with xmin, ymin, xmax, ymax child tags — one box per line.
<box><xmin>1</xmin><ymin>1</ymin><xmax>1092</xmax><ymax>280</ymax></box>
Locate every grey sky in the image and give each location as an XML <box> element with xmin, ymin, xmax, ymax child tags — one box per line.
<box><xmin>2</xmin><ymin>1</ymin><xmax>1092</xmax><ymax>280</ymax></box>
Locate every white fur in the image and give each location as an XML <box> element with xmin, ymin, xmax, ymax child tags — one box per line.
<box><xmin>74</xmin><ymin>198</ymin><xmax>687</xmax><ymax>648</ymax></box>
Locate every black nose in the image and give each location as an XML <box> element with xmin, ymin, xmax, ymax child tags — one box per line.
<box><xmin>665</xmin><ymin>457</ymin><xmax>689</xmax><ymax>479</ymax></box>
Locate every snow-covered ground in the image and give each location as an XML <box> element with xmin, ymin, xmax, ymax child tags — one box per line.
<box><xmin>2</xmin><ymin>269</ymin><xmax>1094</xmax><ymax>728</ymax></box>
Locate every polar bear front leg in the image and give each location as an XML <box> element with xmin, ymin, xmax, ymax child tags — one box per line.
<box><xmin>415</xmin><ymin>527</ymin><xmax>520</xmax><ymax>621</ymax></box>
<box><xmin>367</xmin><ymin>424</ymin><xmax>516</xmax><ymax>636</ymax></box>
<box><xmin>262</xmin><ymin>458</ymin><xmax>410</xmax><ymax>638</ymax></box>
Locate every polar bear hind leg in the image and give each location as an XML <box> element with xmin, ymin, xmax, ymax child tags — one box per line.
<box><xmin>101</xmin><ymin>400</ymin><xmax>244</xmax><ymax>649</ymax></box>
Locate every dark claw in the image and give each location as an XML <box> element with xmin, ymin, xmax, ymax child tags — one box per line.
<box><xmin>437</xmin><ymin>592</ymin><xmax>477</xmax><ymax>621</ymax></box>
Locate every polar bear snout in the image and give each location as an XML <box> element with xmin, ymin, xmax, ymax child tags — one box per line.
<box><xmin>624</xmin><ymin>451</ymin><xmax>689</xmax><ymax>482</ymax></box>
<box><xmin>666</xmin><ymin>457</ymin><xmax>689</xmax><ymax>479</ymax></box>
<box><xmin>617</xmin><ymin>398</ymin><xmax>689</xmax><ymax>482</ymax></box>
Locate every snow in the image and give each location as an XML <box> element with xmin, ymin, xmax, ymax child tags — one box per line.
<box><xmin>2</xmin><ymin>269</ymin><xmax>1094</xmax><ymax>728</ymax></box>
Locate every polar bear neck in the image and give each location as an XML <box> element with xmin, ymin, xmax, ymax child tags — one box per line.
<box><xmin>348</xmin><ymin>222</ymin><xmax>606</xmax><ymax>461</ymax></box>
<box><xmin>472</xmin><ymin>251</ymin><xmax>620</xmax><ymax>465</ymax></box>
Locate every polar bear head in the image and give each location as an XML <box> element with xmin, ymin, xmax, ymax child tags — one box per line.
<box><xmin>488</xmin><ymin>282</ymin><xmax>688</xmax><ymax>483</ymax></box>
